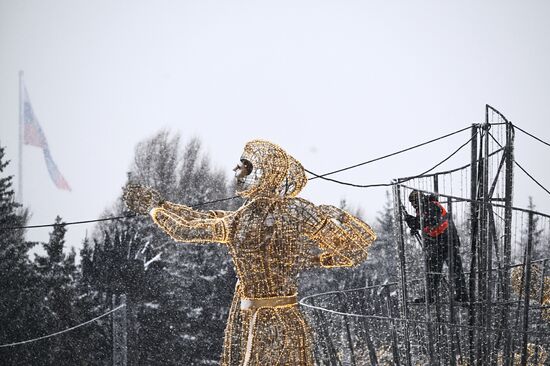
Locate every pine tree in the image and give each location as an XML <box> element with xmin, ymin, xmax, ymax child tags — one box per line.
<box><xmin>525</xmin><ymin>197</ymin><xmax>546</xmax><ymax>261</ymax></box>
<box><xmin>368</xmin><ymin>190</ymin><xmax>399</xmax><ymax>284</ymax></box>
<box><xmin>0</xmin><ymin>145</ymin><xmax>43</xmax><ymax>365</ymax></box>
<box><xmin>71</xmin><ymin>236</ymin><xmax>112</xmax><ymax>366</ymax></box>
<box><xmin>33</xmin><ymin>216</ymin><xmax>80</xmax><ymax>365</ymax></box>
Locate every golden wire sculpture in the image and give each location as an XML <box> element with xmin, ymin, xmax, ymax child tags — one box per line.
<box><xmin>492</xmin><ymin>343</ymin><xmax>549</xmax><ymax>366</ymax></box>
<box><xmin>512</xmin><ymin>343</ymin><xmax>548</xmax><ymax>366</ymax></box>
<box><xmin>459</xmin><ymin>342</ymin><xmax>548</xmax><ymax>366</ymax></box>
<box><xmin>123</xmin><ymin>139</ymin><xmax>376</xmax><ymax>366</ymax></box>
<box><xmin>511</xmin><ymin>264</ymin><xmax>550</xmax><ymax>321</ymax></box>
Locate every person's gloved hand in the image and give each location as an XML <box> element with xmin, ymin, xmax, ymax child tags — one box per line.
<box><xmin>404</xmin><ymin>214</ymin><xmax>419</xmax><ymax>230</ymax></box>
<box><xmin>122</xmin><ymin>184</ymin><xmax>164</xmax><ymax>215</ymax></box>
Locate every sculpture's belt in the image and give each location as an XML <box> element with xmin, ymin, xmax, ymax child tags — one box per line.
<box><xmin>240</xmin><ymin>295</ymin><xmax>298</xmax><ymax>311</ymax></box>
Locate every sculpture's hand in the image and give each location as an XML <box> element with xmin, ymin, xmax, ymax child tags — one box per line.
<box><xmin>122</xmin><ymin>184</ymin><xmax>164</xmax><ymax>215</ymax></box>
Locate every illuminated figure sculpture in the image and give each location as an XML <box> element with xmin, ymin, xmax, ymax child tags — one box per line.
<box><xmin>512</xmin><ymin>264</ymin><xmax>550</xmax><ymax>321</ymax></box>
<box><xmin>123</xmin><ymin>140</ymin><xmax>376</xmax><ymax>365</ymax></box>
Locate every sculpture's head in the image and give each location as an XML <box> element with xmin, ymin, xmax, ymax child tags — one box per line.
<box><xmin>233</xmin><ymin>140</ymin><xmax>307</xmax><ymax>198</ymax></box>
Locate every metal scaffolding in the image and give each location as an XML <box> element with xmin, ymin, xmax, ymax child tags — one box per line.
<box><xmin>302</xmin><ymin>106</ymin><xmax>550</xmax><ymax>366</ymax></box>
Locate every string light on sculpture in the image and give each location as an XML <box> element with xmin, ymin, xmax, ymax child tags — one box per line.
<box><xmin>511</xmin><ymin>264</ymin><xmax>550</xmax><ymax>321</ymax></box>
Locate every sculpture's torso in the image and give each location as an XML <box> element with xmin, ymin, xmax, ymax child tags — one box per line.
<box><xmin>227</xmin><ymin>197</ymin><xmax>317</xmax><ymax>299</ymax></box>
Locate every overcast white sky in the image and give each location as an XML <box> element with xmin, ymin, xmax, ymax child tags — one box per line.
<box><xmin>1</xmin><ymin>0</ymin><xmax>549</xmax><ymax>254</ymax></box>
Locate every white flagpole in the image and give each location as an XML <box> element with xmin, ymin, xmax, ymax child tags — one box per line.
<box><xmin>18</xmin><ymin>70</ymin><xmax>23</xmax><ymax>203</ymax></box>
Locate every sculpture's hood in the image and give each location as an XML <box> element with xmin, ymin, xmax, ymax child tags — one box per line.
<box><xmin>236</xmin><ymin>140</ymin><xmax>307</xmax><ymax>198</ymax></box>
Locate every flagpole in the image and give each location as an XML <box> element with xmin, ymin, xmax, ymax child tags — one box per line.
<box><xmin>18</xmin><ymin>70</ymin><xmax>23</xmax><ymax>203</ymax></box>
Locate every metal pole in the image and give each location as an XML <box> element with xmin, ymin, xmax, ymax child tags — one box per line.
<box><xmin>475</xmin><ymin>123</ymin><xmax>487</xmax><ymax>365</ymax></box>
<box><xmin>386</xmin><ymin>287</ymin><xmax>401</xmax><ymax>366</ymax></box>
<box><xmin>483</xmin><ymin>120</ymin><xmax>493</xmax><ymax>365</ymax></box>
<box><xmin>502</xmin><ymin>121</ymin><xmax>515</xmax><ymax>366</ymax></box>
<box><xmin>534</xmin><ymin>258</ymin><xmax>548</xmax><ymax>365</ymax></box>
<box><xmin>488</xmin><ymin>206</ymin><xmax>506</xmax><ymax>361</ymax></box>
<box><xmin>448</xmin><ymin>200</ymin><xmax>458</xmax><ymax>366</ymax></box>
<box><xmin>468</xmin><ymin>123</ymin><xmax>479</xmax><ymax>366</ymax></box>
<box><xmin>417</xmin><ymin>194</ymin><xmax>436</xmax><ymax>365</ymax></box>
<box><xmin>520</xmin><ymin>212</ymin><xmax>535</xmax><ymax>366</ymax></box>
<box><xmin>112</xmin><ymin>295</ymin><xmax>119</xmax><ymax>366</ymax></box>
<box><xmin>393</xmin><ymin>183</ymin><xmax>412</xmax><ymax>366</ymax></box>
<box><xmin>121</xmin><ymin>294</ymin><xmax>127</xmax><ymax>366</ymax></box>
<box><xmin>126</xmin><ymin>295</ymin><xmax>136</xmax><ymax>366</ymax></box>
<box><xmin>112</xmin><ymin>295</ymin><xmax>128</xmax><ymax>366</ymax></box>
<box><xmin>433</xmin><ymin>174</ymin><xmax>445</xmax><ymax>365</ymax></box>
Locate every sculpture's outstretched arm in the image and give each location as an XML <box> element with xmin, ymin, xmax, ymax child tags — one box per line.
<box><xmin>122</xmin><ymin>184</ymin><xmax>233</xmax><ymax>244</ymax></box>
<box><xmin>158</xmin><ymin>201</ymin><xmax>232</xmax><ymax>221</ymax></box>
<box><xmin>289</xmin><ymin>198</ymin><xmax>377</xmax><ymax>268</ymax></box>
<box><xmin>150</xmin><ymin>204</ymin><xmax>232</xmax><ymax>244</ymax></box>
<box><xmin>312</xmin><ymin>205</ymin><xmax>376</xmax><ymax>267</ymax></box>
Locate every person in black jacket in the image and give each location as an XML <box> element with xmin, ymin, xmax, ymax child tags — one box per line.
<box><xmin>404</xmin><ymin>190</ymin><xmax>468</xmax><ymax>304</ymax></box>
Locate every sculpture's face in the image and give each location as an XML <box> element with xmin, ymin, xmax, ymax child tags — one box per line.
<box><xmin>235</xmin><ymin>140</ymin><xmax>307</xmax><ymax>198</ymax></box>
<box><xmin>233</xmin><ymin>158</ymin><xmax>256</xmax><ymax>193</ymax></box>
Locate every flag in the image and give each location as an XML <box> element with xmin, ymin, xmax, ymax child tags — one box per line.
<box><xmin>22</xmin><ymin>86</ymin><xmax>48</xmax><ymax>149</ymax></box>
<box><xmin>21</xmin><ymin>83</ymin><xmax>71</xmax><ymax>191</ymax></box>
<box><xmin>43</xmin><ymin>148</ymin><xmax>71</xmax><ymax>191</ymax></box>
